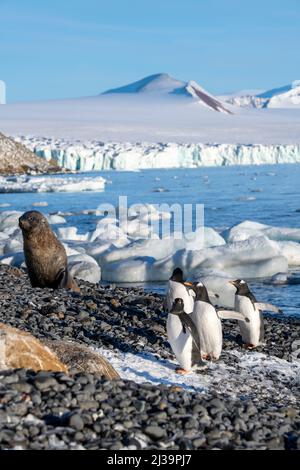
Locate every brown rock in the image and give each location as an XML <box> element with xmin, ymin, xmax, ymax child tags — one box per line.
<box><xmin>0</xmin><ymin>132</ymin><xmax>53</xmax><ymax>175</ymax></box>
<box><xmin>43</xmin><ymin>340</ymin><xmax>119</xmax><ymax>379</ymax></box>
<box><xmin>0</xmin><ymin>323</ymin><xmax>67</xmax><ymax>372</ymax></box>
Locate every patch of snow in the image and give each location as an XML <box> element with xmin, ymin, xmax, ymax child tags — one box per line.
<box><xmin>96</xmin><ymin>347</ymin><xmax>300</xmax><ymax>399</ymax></box>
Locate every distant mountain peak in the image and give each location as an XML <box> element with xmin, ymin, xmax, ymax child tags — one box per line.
<box><xmin>102</xmin><ymin>73</ymin><xmax>185</xmax><ymax>95</ymax></box>
<box><xmin>102</xmin><ymin>73</ymin><xmax>232</xmax><ymax>114</ymax></box>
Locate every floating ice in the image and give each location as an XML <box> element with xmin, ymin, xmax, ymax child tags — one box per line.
<box><xmin>0</xmin><ymin>211</ymin><xmax>23</xmax><ymax>233</ymax></box>
<box><xmin>0</xmin><ymin>175</ymin><xmax>106</xmax><ymax>193</ymax></box>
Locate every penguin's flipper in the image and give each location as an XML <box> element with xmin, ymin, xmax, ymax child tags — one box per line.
<box><xmin>217</xmin><ymin>310</ymin><xmax>250</xmax><ymax>323</ymax></box>
<box><xmin>179</xmin><ymin>313</ymin><xmax>201</xmax><ymax>353</ymax></box>
<box><xmin>162</xmin><ymin>296</ymin><xmax>168</xmax><ymax>312</ymax></box>
<box><xmin>208</xmin><ymin>291</ymin><xmax>220</xmax><ymax>300</ymax></box>
<box><xmin>255</xmin><ymin>302</ymin><xmax>283</xmax><ymax>314</ymax></box>
<box><xmin>259</xmin><ymin>311</ymin><xmax>265</xmax><ymax>343</ymax></box>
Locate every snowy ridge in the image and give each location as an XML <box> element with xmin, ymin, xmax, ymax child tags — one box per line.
<box><xmin>15</xmin><ymin>136</ymin><xmax>300</xmax><ymax>171</ymax></box>
<box><xmin>221</xmin><ymin>80</ymin><xmax>300</xmax><ymax>109</ymax></box>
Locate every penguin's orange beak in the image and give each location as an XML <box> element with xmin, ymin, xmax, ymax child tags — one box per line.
<box><xmin>229</xmin><ymin>280</ymin><xmax>238</xmax><ymax>287</ymax></box>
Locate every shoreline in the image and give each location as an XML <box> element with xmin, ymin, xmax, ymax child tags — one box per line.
<box><xmin>0</xmin><ymin>265</ymin><xmax>299</xmax><ymax>450</ymax></box>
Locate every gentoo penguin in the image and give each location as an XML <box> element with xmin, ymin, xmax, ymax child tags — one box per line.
<box><xmin>191</xmin><ymin>283</ymin><xmax>249</xmax><ymax>361</ymax></box>
<box><xmin>230</xmin><ymin>279</ymin><xmax>282</xmax><ymax>348</ymax></box>
<box><xmin>167</xmin><ymin>282</ymin><xmax>249</xmax><ymax>374</ymax></box>
<box><xmin>164</xmin><ymin>268</ymin><xmax>218</xmax><ymax>314</ymax></box>
<box><xmin>168</xmin><ymin>298</ymin><xmax>201</xmax><ymax>374</ymax></box>
<box><xmin>164</xmin><ymin>268</ymin><xmax>195</xmax><ymax>314</ymax></box>
<box><xmin>165</xmin><ymin>268</ymin><xmax>199</xmax><ymax>374</ymax></box>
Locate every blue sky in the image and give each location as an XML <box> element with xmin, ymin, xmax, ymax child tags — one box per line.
<box><xmin>1</xmin><ymin>0</ymin><xmax>299</xmax><ymax>102</ymax></box>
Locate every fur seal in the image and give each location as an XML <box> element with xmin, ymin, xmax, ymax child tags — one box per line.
<box><xmin>19</xmin><ymin>210</ymin><xmax>80</xmax><ymax>292</ymax></box>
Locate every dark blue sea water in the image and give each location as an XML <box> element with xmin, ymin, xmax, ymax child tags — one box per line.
<box><xmin>1</xmin><ymin>163</ymin><xmax>300</xmax><ymax>318</ymax></box>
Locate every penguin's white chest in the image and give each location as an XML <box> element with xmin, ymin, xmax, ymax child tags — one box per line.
<box><xmin>191</xmin><ymin>301</ymin><xmax>222</xmax><ymax>360</ymax></box>
<box><xmin>235</xmin><ymin>295</ymin><xmax>261</xmax><ymax>346</ymax></box>
<box><xmin>167</xmin><ymin>314</ymin><xmax>193</xmax><ymax>371</ymax></box>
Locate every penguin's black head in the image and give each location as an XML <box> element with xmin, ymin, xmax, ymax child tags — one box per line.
<box><xmin>229</xmin><ymin>279</ymin><xmax>250</xmax><ymax>295</ymax></box>
<box><xmin>170</xmin><ymin>298</ymin><xmax>184</xmax><ymax>315</ymax></box>
<box><xmin>193</xmin><ymin>282</ymin><xmax>211</xmax><ymax>303</ymax></box>
<box><xmin>170</xmin><ymin>267</ymin><xmax>184</xmax><ymax>282</ymax></box>
<box><xmin>19</xmin><ymin>210</ymin><xmax>48</xmax><ymax>235</ymax></box>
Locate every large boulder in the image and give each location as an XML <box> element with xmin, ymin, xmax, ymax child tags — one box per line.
<box><xmin>0</xmin><ymin>323</ymin><xmax>67</xmax><ymax>372</ymax></box>
<box><xmin>43</xmin><ymin>340</ymin><xmax>119</xmax><ymax>379</ymax></box>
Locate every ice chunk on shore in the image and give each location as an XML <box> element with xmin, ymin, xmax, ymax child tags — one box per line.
<box><xmin>0</xmin><ymin>211</ymin><xmax>23</xmax><ymax>233</ymax></box>
<box><xmin>0</xmin><ymin>251</ymin><xmax>25</xmax><ymax>268</ymax></box>
<box><xmin>68</xmin><ymin>254</ymin><xmax>101</xmax><ymax>283</ymax></box>
<box><xmin>0</xmin><ymin>209</ymin><xmax>299</xmax><ymax>284</ymax></box>
<box><xmin>223</xmin><ymin>220</ymin><xmax>300</xmax><ymax>243</ymax></box>
<box><xmin>47</xmin><ymin>214</ymin><xmax>66</xmax><ymax>225</ymax></box>
<box><xmin>58</xmin><ymin>226</ymin><xmax>89</xmax><ymax>241</ymax></box>
<box><xmin>100</xmin><ymin>236</ymin><xmax>289</xmax><ymax>282</ymax></box>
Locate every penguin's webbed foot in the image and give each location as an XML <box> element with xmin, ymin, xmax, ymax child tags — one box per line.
<box><xmin>201</xmin><ymin>354</ymin><xmax>212</xmax><ymax>361</ymax></box>
<box><xmin>175</xmin><ymin>367</ymin><xmax>191</xmax><ymax>375</ymax></box>
<box><xmin>244</xmin><ymin>343</ymin><xmax>256</xmax><ymax>350</ymax></box>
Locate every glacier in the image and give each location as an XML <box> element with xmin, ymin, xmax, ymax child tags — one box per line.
<box><xmin>15</xmin><ymin>136</ymin><xmax>300</xmax><ymax>171</ymax></box>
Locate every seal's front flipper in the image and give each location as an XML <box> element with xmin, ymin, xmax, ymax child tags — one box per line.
<box><xmin>51</xmin><ymin>267</ymin><xmax>68</xmax><ymax>289</ymax></box>
<box><xmin>56</xmin><ymin>267</ymin><xmax>80</xmax><ymax>293</ymax></box>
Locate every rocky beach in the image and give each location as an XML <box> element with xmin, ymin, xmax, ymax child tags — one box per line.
<box><xmin>0</xmin><ymin>265</ymin><xmax>299</xmax><ymax>450</ymax></box>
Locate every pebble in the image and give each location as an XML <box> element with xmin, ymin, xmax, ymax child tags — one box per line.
<box><xmin>144</xmin><ymin>426</ymin><xmax>166</xmax><ymax>440</ymax></box>
<box><xmin>68</xmin><ymin>414</ymin><xmax>84</xmax><ymax>431</ymax></box>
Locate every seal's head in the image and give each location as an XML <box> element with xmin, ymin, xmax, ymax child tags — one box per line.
<box><xmin>19</xmin><ymin>211</ymin><xmax>48</xmax><ymax>234</ymax></box>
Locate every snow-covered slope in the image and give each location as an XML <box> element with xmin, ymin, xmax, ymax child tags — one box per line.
<box><xmin>104</xmin><ymin>73</ymin><xmax>232</xmax><ymax>114</ymax></box>
<box><xmin>259</xmin><ymin>80</ymin><xmax>300</xmax><ymax>108</ymax></box>
<box><xmin>1</xmin><ymin>99</ymin><xmax>300</xmax><ymax>144</ymax></box>
<box><xmin>221</xmin><ymin>80</ymin><xmax>300</xmax><ymax>109</ymax></box>
<box><xmin>103</xmin><ymin>73</ymin><xmax>185</xmax><ymax>95</ymax></box>
<box><xmin>1</xmin><ymin>74</ymin><xmax>300</xmax><ymax>146</ymax></box>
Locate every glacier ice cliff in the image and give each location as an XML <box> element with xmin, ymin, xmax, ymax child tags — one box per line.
<box><xmin>14</xmin><ymin>137</ymin><xmax>300</xmax><ymax>171</ymax></box>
